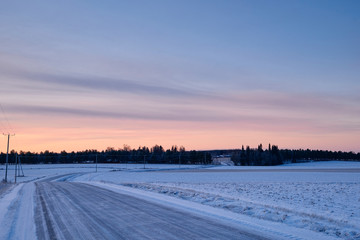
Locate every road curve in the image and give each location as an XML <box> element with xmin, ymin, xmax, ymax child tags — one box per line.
<box><xmin>34</xmin><ymin>182</ymin><xmax>271</xmax><ymax>240</ymax></box>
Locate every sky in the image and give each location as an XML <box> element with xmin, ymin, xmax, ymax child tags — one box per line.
<box><xmin>0</xmin><ymin>0</ymin><xmax>359</xmax><ymax>153</ymax></box>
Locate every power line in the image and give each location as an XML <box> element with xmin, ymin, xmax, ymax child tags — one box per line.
<box><xmin>0</xmin><ymin>103</ymin><xmax>15</xmax><ymax>182</ymax></box>
<box><xmin>0</xmin><ymin>103</ymin><xmax>14</xmax><ymax>134</ymax></box>
<box><xmin>3</xmin><ymin>133</ymin><xmax>15</xmax><ymax>182</ymax></box>
<box><xmin>0</xmin><ymin>107</ymin><xmax>7</xmax><ymax>133</ymax></box>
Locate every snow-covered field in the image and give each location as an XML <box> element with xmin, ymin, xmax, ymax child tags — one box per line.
<box><xmin>0</xmin><ymin>163</ymin><xmax>207</xmax><ymax>183</ymax></box>
<box><xmin>74</xmin><ymin>161</ymin><xmax>360</xmax><ymax>240</ymax></box>
<box><xmin>124</xmin><ymin>182</ymin><xmax>359</xmax><ymax>239</ymax></box>
<box><xmin>1</xmin><ymin>161</ymin><xmax>360</xmax><ymax>239</ymax></box>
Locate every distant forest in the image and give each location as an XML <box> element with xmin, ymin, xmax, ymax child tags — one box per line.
<box><xmin>0</xmin><ymin>144</ymin><xmax>359</xmax><ymax>166</ymax></box>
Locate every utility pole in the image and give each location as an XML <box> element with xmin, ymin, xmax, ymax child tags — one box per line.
<box><xmin>3</xmin><ymin>133</ymin><xmax>15</xmax><ymax>183</ymax></box>
<box><xmin>18</xmin><ymin>156</ymin><xmax>24</xmax><ymax>177</ymax></box>
<box><xmin>178</xmin><ymin>152</ymin><xmax>181</xmax><ymax>168</ymax></box>
<box><xmin>14</xmin><ymin>153</ymin><xmax>18</xmax><ymax>183</ymax></box>
<box><xmin>143</xmin><ymin>155</ymin><xmax>146</xmax><ymax>169</ymax></box>
<box><xmin>95</xmin><ymin>154</ymin><xmax>98</xmax><ymax>172</ymax></box>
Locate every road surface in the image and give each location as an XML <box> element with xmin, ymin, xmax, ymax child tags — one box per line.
<box><xmin>34</xmin><ymin>182</ymin><xmax>271</xmax><ymax>240</ymax></box>
<box><xmin>164</xmin><ymin>168</ymin><xmax>360</xmax><ymax>173</ymax></box>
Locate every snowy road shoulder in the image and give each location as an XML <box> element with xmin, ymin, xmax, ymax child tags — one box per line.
<box><xmin>86</xmin><ymin>181</ymin><xmax>339</xmax><ymax>240</ymax></box>
<box><xmin>0</xmin><ymin>183</ymin><xmax>36</xmax><ymax>240</ymax></box>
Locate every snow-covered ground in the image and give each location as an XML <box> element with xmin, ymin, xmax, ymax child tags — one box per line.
<box><xmin>0</xmin><ymin>163</ymin><xmax>207</xmax><ymax>183</ymax></box>
<box><xmin>123</xmin><ymin>182</ymin><xmax>359</xmax><ymax>239</ymax></box>
<box><xmin>0</xmin><ymin>161</ymin><xmax>359</xmax><ymax>239</ymax></box>
<box><xmin>73</xmin><ymin>161</ymin><xmax>360</xmax><ymax>240</ymax></box>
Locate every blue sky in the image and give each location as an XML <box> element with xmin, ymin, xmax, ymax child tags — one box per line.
<box><xmin>0</xmin><ymin>0</ymin><xmax>359</xmax><ymax>152</ymax></box>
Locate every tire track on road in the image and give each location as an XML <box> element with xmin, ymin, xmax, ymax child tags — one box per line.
<box><xmin>34</xmin><ymin>182</ymin><xmax>271</xmax><ymax>240</ymax></box>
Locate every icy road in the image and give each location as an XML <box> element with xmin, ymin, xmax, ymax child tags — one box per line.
<box><xmin>33</xmin><ymin>182</ymin><xmax>270</xmax><ymax>240</ymax></box>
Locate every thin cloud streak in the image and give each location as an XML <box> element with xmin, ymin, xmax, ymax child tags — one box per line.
<box><xmin>3</xmin><ymin>68</ymin><xmax>360</xmax><ymax>135</ymax></box>
<box><xmin>8</xmin><ymin>104</ymin><xmax>360</xmax><ymax>134</ymax></box>
<box><xmin>8</xmin><ymin>104</ymin><xmax>226</xmax><ymax>122</ymax></box>
<box><xmin>229</xmin><ymin>91</ymin><xmax>360</xmax><ymax>118</ymax></box>
<box><xmin>4</xmin><ymin>67</ymin><xmax>360</xmax><ymax>120</ymax></box>
<box><xmin>3</xmin><ymin>68</ymin><xmax>208</xmax><ymax>99</ymax></box>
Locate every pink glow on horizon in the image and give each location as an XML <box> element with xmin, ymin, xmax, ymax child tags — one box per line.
<box><xmin>3</xmin><ymin>118</ymin><xmax>359</xmax><ymax>153</ymax></box>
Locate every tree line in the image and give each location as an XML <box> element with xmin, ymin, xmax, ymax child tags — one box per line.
<box><xmin>0</xmin><ymin>144</ymin><xmax>359</xmax><ymax>165</ymax></box>
<box><xmin>229</xmin><ymin>144</ymin><xmax>360</xmax><ymax>165</ymax></box>
<box><xmin>0</xmin><ymin>145</ymin><xmax>212</xmax><ymax>165</ymax></box>
<box><xmin>230</xmin><ymin>144</ymin><xmax>283</xmax><ymax>166</ymax></box>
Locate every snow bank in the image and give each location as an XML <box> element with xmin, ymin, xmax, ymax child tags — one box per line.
<box><xmin>0</xmin><ymin>183</ymin><xmax>36</xmax><ymax>240</ymax></box>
